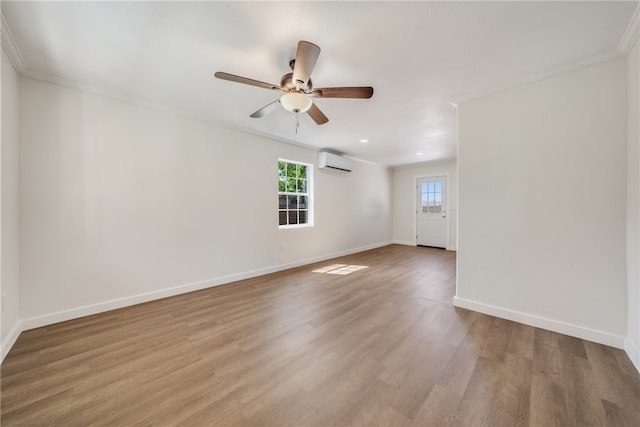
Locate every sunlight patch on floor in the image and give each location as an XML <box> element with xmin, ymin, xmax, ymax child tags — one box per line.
<box><xmin>312</xmin><ymin>264</ymin><xmax>369</xmax><ymax>275</ymax></box>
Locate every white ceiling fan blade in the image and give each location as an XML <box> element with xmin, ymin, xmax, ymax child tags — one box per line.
<box><xmin>250</xmin><ymin>99</ymin><xmax>281</xmax><ymax>118</ymax></box>
<box><xmin>292</xmin><ymin>41</ymin><xmax>320</xmax><ymax>88</ymax></box>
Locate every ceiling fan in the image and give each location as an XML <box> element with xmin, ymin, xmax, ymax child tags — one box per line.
<box><xmin>214</xmin><ymin>41</ymin><xmax>374</xmax><ymax>126</ymax></box>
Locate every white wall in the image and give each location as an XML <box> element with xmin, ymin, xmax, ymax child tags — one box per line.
<box><xmin>456</xmin><ymin>58</ymin><xmax>628</xmax><ymax>347</ymax></box>
<box><xmin>1</xmin><ymin>47</ymin><xmax>20</xmax><ymax>359</ymax></box>
<box><xmin>627</xmin><ymin>36</ymin><xmax>640</xmax><ymax>371</ymax></box>
<box><xmin>392</xmin><ymin>160</ymin><xmax>457</xmax><ymax>250</ymax></box>
<box><xmin>18</xmin><ymin>77</ymin><xmax>392</xmax><ymax>326</ymax></box>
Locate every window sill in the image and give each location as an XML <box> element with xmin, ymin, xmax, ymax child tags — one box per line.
<box><xmin>279</xmin><ymin>223</ymin><xmax>314</xmax><ymax>230</ymax></box>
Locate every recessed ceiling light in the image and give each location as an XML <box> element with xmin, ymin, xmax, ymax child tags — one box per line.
<box><xmin>416</xmin><ymin>152</ymin><xmax>424</xmax><ymax>156</ymax></box>
<box><xmin>360</xmin><ymin>139</ymin><xmax>368</xmax><ymax>143</ymax></box>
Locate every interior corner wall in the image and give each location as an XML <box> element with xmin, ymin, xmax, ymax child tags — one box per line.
<box><xmin>18</xmin><ymin>77</ymin><xmax>392</xmax><ymax>327</ymax></box>
<box><xmin>627</xmin><ymin>35</ymin><xmax>640</xmax><ymax>371</ymax></box>
<box><xmin>391</xmin><ymin>160</ymin><xmax>457</xmax><ymax>250</ymax></box>
<box><xmin>1</xmin><ymin>47</ymin><xmax>20</xmax><ymax>359</ymax></box>
<box><xmin>456</xmin><ymin>58</ymin><xmax>628</xmax><ymax>347</ymax></box>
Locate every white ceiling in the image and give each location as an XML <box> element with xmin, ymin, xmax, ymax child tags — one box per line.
<box><xmin>2</xmin><ymin>1</ymin><xmax>638</xmax><ymax>167</ymax></box>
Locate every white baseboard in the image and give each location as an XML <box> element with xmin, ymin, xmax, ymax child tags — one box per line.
<box><xmin>392</xmin><ymin>240</ymin><xmax>416</xmax><ymax>246</ymax></box>
<box><xmin>452</xmin><ymin>296</ymin><xmax>626</xmax><ymax>349</ymax></box>
<box><xmin>625</xmin><ymin>339</ymin><xmax>640</xmax><ymax>374</ymax></box>
<box><xmin>392</xmin><ymin>240</ymin><xmax>457</xmax><ymax>252</ymax></box>
<box><xmin>20</xmin><ymin>241</ymin><xmax>393</xmax><ymax>333</ymax></box>
<box><xmin>1</xmin><ymin>322</ymin><xmax>22</xmax><ymax>362</ymax></box>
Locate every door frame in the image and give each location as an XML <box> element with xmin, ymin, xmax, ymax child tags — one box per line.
<box><xmin>415</xmin><ymin>173</ymin><xmax>451</xmax><ymax>250</ymax></box>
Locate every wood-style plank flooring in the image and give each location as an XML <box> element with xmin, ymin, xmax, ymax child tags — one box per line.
<box><xmin>2</xmin><ymin>245</ymin><xmax>640</xmax><ymax>426</ymax></box>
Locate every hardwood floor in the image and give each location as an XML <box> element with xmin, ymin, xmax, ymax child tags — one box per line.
<box><xmin>2</xmin><ymin>245</ymin><xmax>639</xmax><ymax>426</ymax></box>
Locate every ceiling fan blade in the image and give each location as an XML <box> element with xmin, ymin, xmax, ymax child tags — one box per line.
<box><xmin>214</xmin><ymin>72</ymin><xmax>284</xmax><ymax>92</ymax></box>
<box><xmin>250</xmin><ymin>99</ymin><xmax>281</xmax><ymax>118</ymax></box>
<box><xmin>307</xmin><ymin>102</ymin><xmax>329</xmax><ymax>125</ymax></box>
<box><xmin>311</xmin><ymin>87</ymin><xmax>374</xmax><ymax>99</ymax></box>
<box><xmin>292</xmin><ymin>41</ymin><xmax>321</xmax><ymax>87</ymax></box>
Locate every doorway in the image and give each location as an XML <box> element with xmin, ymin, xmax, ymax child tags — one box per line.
<box><xmin>417</xmin><ymin>176</ymin><xmax>447</xmax><ymax>248</ymax></box>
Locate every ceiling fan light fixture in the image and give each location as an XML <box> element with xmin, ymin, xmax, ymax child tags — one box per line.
<box><xmin>280</xmin><ymin>92</ymin><xmax>312</xmax><ymax>113</ymax></box>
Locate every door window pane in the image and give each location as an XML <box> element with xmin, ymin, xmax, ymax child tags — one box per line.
<box><xmin>421</xmin><ymin>179</ymin><xmax>444</xmax><ymax>215</ymax></box>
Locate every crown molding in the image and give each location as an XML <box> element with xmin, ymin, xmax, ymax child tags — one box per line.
<box><xmin>1</xmin><ymin>12</ymin><xmax>27</xmax><ymax>73</ymax></box>
<box><xmin>8</xmin><ymin>4</ymin><xmax>638</xmax><ymax>138</ymax></box>
<box><xmin>450</xmin><ymin>49</ymin><xmax>624</xmax><ymax>106</ymax></box>
<box><xmin>391</xmin><ymin>157</ymin><xmax>457</xmax><ymax>171</ymax></box>
<box><xmin>23</xmin><ymin>69</ymin><xmax>385</xmax><ymax>168</ymax></box>
<box><xmin>618</xmin><ymin>3</ymin><xmax>640</xmax><ymax>55</ymax></box>
<box><xmin>21</xmin><ymin>69</ymin><xmax>331</xmax><ymax>155</ymax></box>
<box><xmin>343</xmin><ymin>154</ymin><xmax>388</xmax><ymax>169</ymax></box>
<box><xmin>452</xmin><ymin>3</ymin><xmax>640</xmax><ymax>106</ymax></box>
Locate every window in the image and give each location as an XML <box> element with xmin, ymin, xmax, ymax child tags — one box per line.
<box><xmin>421</xmin><ymin>181</ymin><xmax>442</xmax><ymax>213</ymax></box>
<box><xmin>278</xmin><ymin>160</ymin><xmax>312</xmax><ymax>227</ymax></box>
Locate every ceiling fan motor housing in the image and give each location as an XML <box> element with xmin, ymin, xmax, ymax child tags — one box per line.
<box><xmin>281</xmin><ymin>72</ymin><xmax>312</xmax><ymax>92</ymax></box>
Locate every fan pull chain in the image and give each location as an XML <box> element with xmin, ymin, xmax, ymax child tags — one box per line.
<box><xmin>296</xmin><ymin>111</ymin><xmax>300</xmax><ymax>134</ymax></box>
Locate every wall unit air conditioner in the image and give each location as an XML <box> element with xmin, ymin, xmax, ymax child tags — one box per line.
<box><xmin>318</xmin><ymin>151</ymin><xmax>353</xmax><ymax>172</ymax></box>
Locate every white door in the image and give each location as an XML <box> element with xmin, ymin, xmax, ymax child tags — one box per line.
<box><xmin>417</xmin><ymin>176</ymin><xmax>447</xmax><ymax>248</ymax></box>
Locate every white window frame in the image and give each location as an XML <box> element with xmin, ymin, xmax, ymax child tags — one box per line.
<box><xmin>278</xmin><ymin>159</ymin><xmax>314</xmax><ymax>229</ymax></box>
